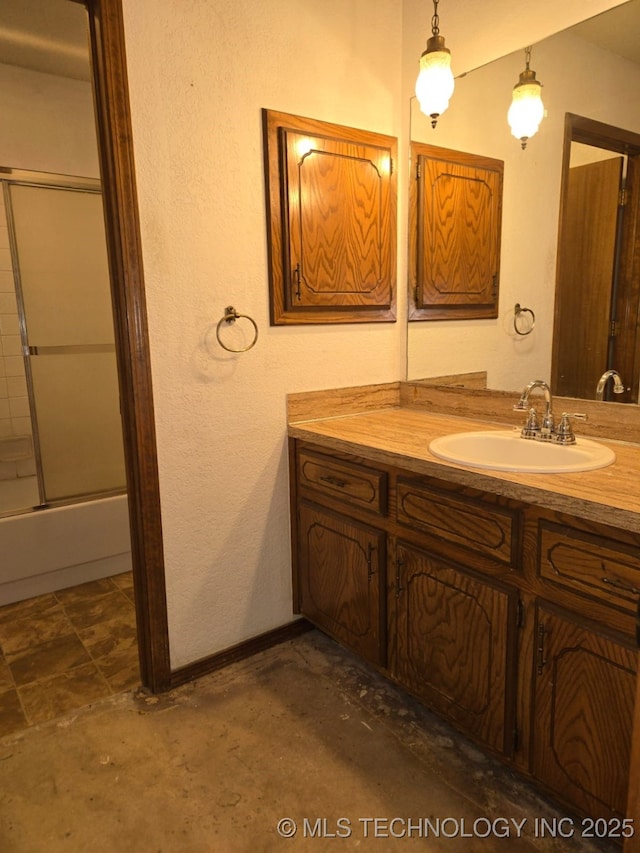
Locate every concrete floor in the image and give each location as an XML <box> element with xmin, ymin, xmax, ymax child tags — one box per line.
<box><xmin>0</xmin><ymin>630</ymin><xmax>617</xmax><ymax>852</ymax></box>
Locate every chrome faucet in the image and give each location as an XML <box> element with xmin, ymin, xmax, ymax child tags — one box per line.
<box><xmin>595</xmin><ymin>370</ymin><xmax>625</xmax><ymax>401</ymax></box>
<box><xmin>514</xmin><ymin>380</ymin><xmax>554</xmax><ymax>438</ymax></box>
<box><xmin>514</xmin><ymin>380</ymin><xmax>588</xmax><ymax>443</ymax></box>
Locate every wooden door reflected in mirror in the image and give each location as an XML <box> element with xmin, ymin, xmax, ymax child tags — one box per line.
<box><xmin>552</xmin><ymin>114</ymin><xmax>640</xmax><ymax>403</ymax></box>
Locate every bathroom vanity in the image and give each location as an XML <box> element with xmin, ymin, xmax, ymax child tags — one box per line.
<box><xmin>287</xmin><ymin>384</ymin><xmax>640</xmax><ymax>824</ymax></box>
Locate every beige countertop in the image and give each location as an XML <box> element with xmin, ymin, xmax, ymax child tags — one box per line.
<box><xmin>288</xmin><ymin>407</ymin><xmax>640</xmax><ymax>534</ymax></box>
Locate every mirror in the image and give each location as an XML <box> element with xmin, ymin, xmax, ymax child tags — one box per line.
<box><xmin>407</xmin><ymin>0</ymin><xmax>640</xmax><ymax>403</ymax></box>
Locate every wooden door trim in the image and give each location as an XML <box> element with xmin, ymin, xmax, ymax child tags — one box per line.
<box><xmin>86</xmin><ymin>0</ymin><xmax>171</xmax><ymax>691</ymax></box>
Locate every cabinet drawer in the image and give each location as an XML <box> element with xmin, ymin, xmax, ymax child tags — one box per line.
<box><xmin>396</xmin><ymin>479</ymin><xmax>519</xmax><ymax>568</ymax></box>
<box><xmin>297</xmin><ymin>448</ymin><xmax>387</xmax><ymax>516</ymax></box>
<box><xmin>538</xmin><ymin>521</ymin><xmax>640</xmax><ymax>613</ymax></box>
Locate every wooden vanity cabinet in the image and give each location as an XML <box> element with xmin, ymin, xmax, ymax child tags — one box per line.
<box><xmin>292</xmin><ymin>442</ymin><xmax>520</xmax><ymax>755</ymax></box>
<box><xmin>290</xmin><ymin>439</ymin><xmax>639</xmax><ymax>821</ymax></box>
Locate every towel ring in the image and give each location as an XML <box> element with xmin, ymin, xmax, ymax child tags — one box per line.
<box><xmin>514</xmin><ymin>303</ymin><xmax>536</xmax><ymax>336</ymax></box>
<box><xmin>216</xmin><ymin>306</ymin><xmax>258</xmax><ymax>352</ymax></box>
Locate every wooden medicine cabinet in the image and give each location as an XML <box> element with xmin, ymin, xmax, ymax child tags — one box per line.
<box><xmin>263</xmin><ymin>109</ymin><xmax>397</xmax><ymax>325</ymax></box>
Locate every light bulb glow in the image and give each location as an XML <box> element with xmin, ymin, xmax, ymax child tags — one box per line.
<box><xmin>415</xmin><ymin>48</ymin><xmax>454</xmax><ymax>126</ymax></box>
<box><xmin>507</xmin><ymin>52</ymin><xmax>544</xmax><ymax>149</ymax></box>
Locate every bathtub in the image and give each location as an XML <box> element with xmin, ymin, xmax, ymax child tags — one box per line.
<box><xmin>0</xmin><ymin>494</ymin><xmax>132</xmax><ymax>605</ymax></box>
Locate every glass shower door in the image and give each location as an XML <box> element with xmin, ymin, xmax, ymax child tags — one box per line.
<box><xmin>7</xmin><ymin>180</ymin><xmax>125</xmax><ymax>504</ymax></box>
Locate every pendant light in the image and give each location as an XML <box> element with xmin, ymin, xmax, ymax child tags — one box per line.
<box><xmin>415</xmin><ymin>0</ymin><xmax>455</xmax><ymax>128</ymax></box>
<box><xmin>507</xmin><ymin>46</ymin><xmax>544</xmax><ymax>149</ymax></box>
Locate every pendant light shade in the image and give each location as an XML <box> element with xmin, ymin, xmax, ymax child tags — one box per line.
<box><xmin>508</xmin><ymin>47</ymin><xmax>544</xmax><ymax>149</ymax></box>
<box><xmin>415</xmin><ymin>1</ymin><xmax>454</xmax><ymax>128</ymax></box>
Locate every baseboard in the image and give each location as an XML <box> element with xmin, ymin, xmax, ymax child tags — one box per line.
<box><xmin>169</xmin><ymin>618</ymin><xmax>313</xmax><ymax>688</ymax></box>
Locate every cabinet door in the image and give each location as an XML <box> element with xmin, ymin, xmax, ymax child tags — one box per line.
<box><xmin>298</xmin><ymin>502</ymin><xmax>385</xmax><ymax>666</ymax></box>
<box><xmin>263</xmin><ymin>109</ymin><xmax>397</xmax><ymax>325</ymax></box>
<box><xmin>533</xmin><ymin>604</ymin><xmax>637</xmax><ymax>818</ymax></box>
<box><xmin>409</xmin><ymin>142</ymin><xmax>503</xmax><ymax>320</ymax></box>
<box><xmin>394</xmin><ymin>542</ymin><xmax>516</xmax><ymax>755</ymax></box>
<box><xmin>283</xmin><ymin>130</ymin><xmax>394</xmax><ymax>311</ymax></box>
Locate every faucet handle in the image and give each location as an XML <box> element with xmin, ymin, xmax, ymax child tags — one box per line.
<box><xmin>555</xmin><ymin>412</ymin><xmax>587</xmax><ymax>445</ymax></box>
<box><xmin>521</xmin><ymin>407</ymin><xmax>541</xmax><ymax>439</ymax></box>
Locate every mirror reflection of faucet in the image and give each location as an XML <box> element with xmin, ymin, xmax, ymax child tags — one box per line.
<box><xmin>596</xmin><ymin>370</ymin><xmax>625</xmax><ymax>401</ymax></box>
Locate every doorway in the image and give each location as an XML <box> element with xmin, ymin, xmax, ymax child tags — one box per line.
<box><xmin>0</xmin><ymin>0</ymin><xmax>169</xmax><ymax>693</ymax></box>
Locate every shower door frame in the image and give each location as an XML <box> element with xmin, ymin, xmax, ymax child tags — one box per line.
<box><xmin>81</xmin><ymin>0</ymin><xmax>170</xmax><ymax>692</ymax></box>
<box><xmin>3</xmin><ymin>169</ymin><xmax>126</xmax><ymax>510</ymax></box>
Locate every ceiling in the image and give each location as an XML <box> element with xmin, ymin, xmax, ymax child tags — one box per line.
<box><xmin>570</xmin><ymin>1</ymin><xmax>640</xmax><ymax>66</ymax></box>
<box><xmin>0</xmin><ymin>0</ymin><xmax>639</xmax><ymax>85</ymax></box>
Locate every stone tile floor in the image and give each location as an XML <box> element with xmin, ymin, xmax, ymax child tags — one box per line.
<box><xmin>0</xmin><ymin>573</ymin><xmax>138</xmax><ymax>735</ymax></box>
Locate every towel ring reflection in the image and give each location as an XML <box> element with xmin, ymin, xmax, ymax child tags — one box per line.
<box><xmin>514</xmin><ymin>303</ymin><xmax>536</xmax><ymax>336</ymax></box>
<box><xmin>216</xmin><ymin>306</ymin><xmax>258</xmax><ymax>352</ymax></box>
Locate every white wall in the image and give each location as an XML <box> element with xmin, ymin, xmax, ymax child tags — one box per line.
<box><xmin>120</xmin><ymin>0</ymin><xmax>628</xmax><ymax>669</ymax></box>
<box><xmin>121</xmin><ymin>0</ymin><xmax>405</xmax><ymax>668</ymax></box>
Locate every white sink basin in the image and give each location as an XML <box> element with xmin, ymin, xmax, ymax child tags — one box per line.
<box><xmin>428</xmin><ymin>430</ymin><xmax>616</xmax><ymax>473</ymax></box>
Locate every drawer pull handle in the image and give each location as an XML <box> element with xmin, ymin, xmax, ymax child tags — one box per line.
<box><xmin>319</xmin><ymin>475</ymin><xmax>348</xmax><ymax>489</ymax></box>
<box><xmin>601</xmin><ymin>576</ymin><xmax>640</xmax><ymax>596</ymax></box>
